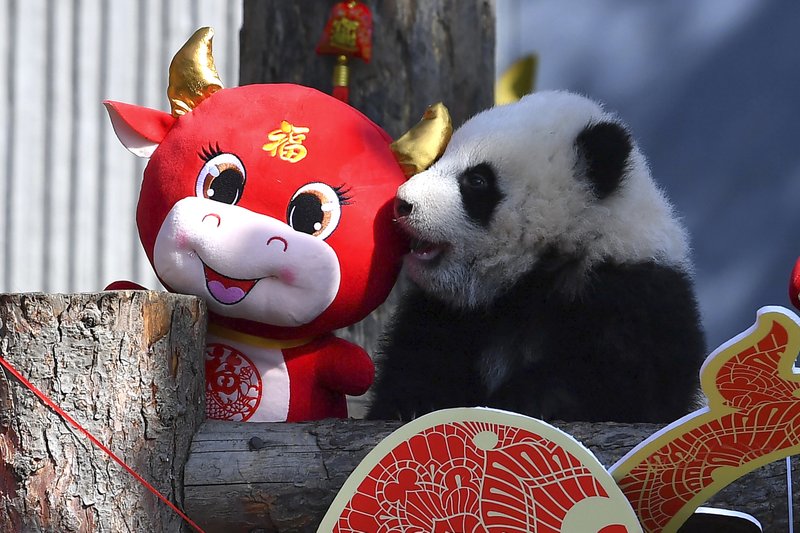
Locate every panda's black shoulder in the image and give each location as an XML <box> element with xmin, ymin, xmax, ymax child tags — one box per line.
<box><xmin>381</xmin><ymin>284</ymin><xmax>483</xmax><ymax>346</ymax></box>
<box><xmin>495</xmin><ymin>258</ymin><xmax>706</xmax><ymax>422</ymax></box>
<box><xmin>504</xmin><ymin>257</ymin><xmax>706</xmax><ymax>366</ymax></box>
<box><xmin>573</xmin><ymin>260</ymin><xmax>703</xmax><ymax>339</ymax></box>
<box><xmin>366</xmin><ymin>284</ymin><xmax>486</xmax><ymax>420</ymax></box>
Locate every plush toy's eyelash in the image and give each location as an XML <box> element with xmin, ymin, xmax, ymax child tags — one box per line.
<box><xmin>334</xmin><ymin>184</ymin><xmax>353</xmax><ymax>205</ymax></box>
<box><xmin>198</xmin><ymin>142</ymin><xmax>224</xmax><ymax>162</ymax></box>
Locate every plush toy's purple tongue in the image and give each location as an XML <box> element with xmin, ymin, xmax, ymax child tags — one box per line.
<box><xmin>203</xmin><ymin>265</ymin><xmax>258</xmax><ymax>305</ymax></box>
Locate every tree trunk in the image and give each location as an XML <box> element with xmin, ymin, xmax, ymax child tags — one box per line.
<box><xmin>184</xmin><ymin>419</ymin><xmax>798</xmax><ymax>532</ymax></box>
<box><xmin>240</xmin><ymin>0</ymin><xmax>495</xmax><ymax>139</ymax></box>
<box><xmin>240</xmin><ymin>0</ymin><xmax>496</xmax><ymax>417</ymax></box>
<box><xmin>0</xmin><ymin>291</ymin><xmax>207</xmax><ymax>532</ymax></box>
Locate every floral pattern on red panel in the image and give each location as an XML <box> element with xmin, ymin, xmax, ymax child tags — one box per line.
<box><xmin>333</xmin><ymin>421</ymin><xmax>615</xmax><ymax>532</ymax></box>
<box><xmin>616</xmin><ymin>317</ymin><xmax>800</xmax><ymax>532</ymax></box>
<box><xmin>205</xmin><ymin>343</ymin><xmax>262</xmax><ymax>421</ymax></box>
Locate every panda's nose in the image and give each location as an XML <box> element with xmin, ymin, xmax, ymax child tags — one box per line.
<box><xmin>394</xmin><ymin>198</ymin><xmax>414</xmax><ymax>219</ymax></box>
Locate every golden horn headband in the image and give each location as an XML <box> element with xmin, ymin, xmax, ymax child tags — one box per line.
<box><xmin>167</xmin><ymin>27</ymin><xmax>224</xmax><ymax>117</ymax></box>
<box><xmin>390</xmin><ymin>102</ymin><xmax>453</xmax><ymax>178</ymax></box>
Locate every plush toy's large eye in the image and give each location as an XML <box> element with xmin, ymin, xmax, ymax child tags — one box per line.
<box><xmin>286</xmin><ymin>183</ymin><xmax>349</xmax><ymax>240</ymax></box>
<box><xmin>196</xmin><ymin>152</ymin><xmax>246</xmax><ymax>205</ymax></box>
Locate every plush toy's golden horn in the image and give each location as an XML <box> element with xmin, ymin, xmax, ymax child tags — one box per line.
<box><xmin>391</xmin><ymin>102</ymin><xmax>453</xmax><ymax>178</ymax></box>
<box><xmin>167</xmin><ymin>27</ymin><xmax>224</xmax><ymax>117</ymax></box>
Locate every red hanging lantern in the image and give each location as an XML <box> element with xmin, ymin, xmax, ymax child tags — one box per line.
<box><xmin>316</xmin><ymin>1</ymin><xmax>373</xmax><ymax>104</ymax></box>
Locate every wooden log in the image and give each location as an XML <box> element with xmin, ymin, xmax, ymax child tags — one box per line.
<box><xmin>184</xmin><ymin>419</ymin><xmax>799</xmax><ymax>532</ymax></box>
<box><xmin>0</xmin><ymin>291</ymin><xmax>207</xmax><ymax>532</ymax></box>
<box><xmin>240</xmin><ymin>4</ymin><xmax>495</xmax><ymax>417</ymax></box>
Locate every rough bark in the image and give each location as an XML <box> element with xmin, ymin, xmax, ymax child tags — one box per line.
<box><xmin>240</xmin><ymin>3</ymin><xmax>495</xmax><ymax>416</ymax></box>
<box><xmin>0</xmin><ymin>291</ymin><xmax>207</xmax><ymax>533</ymax></box>
<box><xmin>184</xmin><ymin>419</ymin><xmax>799</xmax><ymax>532</ymax></box>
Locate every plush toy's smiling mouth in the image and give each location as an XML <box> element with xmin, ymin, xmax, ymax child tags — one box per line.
<box><xmin>202</xmin><ymin>262</ymin><xmax>260</xmax><ymax>305</ymax></box>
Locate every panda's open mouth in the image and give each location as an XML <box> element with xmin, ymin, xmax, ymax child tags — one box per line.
<box><xmin>397</xmin><ymin>219</ymin><xmax>449</xmax><ymax>264</ymax></box>
<box><xmin>410</xmin><ymin>237</ymin><xmax>448</xmax><ymax>262</ymax></box>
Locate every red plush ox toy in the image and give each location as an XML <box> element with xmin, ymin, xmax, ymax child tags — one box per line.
<box><xmin>104</xmin><ymin>27</ymin><xmax>450</xmax><ymax>422</ymax></box>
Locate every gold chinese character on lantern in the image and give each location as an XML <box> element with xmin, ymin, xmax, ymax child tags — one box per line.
<box><xmin>262</xmin><ymin>121</ymin><xmax>310</xmax><ymax>163</ymax></box>
<box><xmin>330</xmin><ymin>17</ymin><xmax>359</xmax><ymax>51</ymax></box>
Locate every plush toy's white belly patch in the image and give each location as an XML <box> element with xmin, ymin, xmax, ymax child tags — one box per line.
<box><xmin>204</xmin><ymin>330</ymin><xmax>290</xmax><ymax>422</ymax></box>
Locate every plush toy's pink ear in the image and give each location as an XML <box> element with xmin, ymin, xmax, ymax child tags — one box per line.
<box><xmin>103</xmin><ymin>101</ymin><xmax>176</xmax><ymax>158</ymax></box>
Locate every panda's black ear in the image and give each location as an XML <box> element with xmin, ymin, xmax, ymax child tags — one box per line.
<box><xmin>575</xmin><ymin>121</ymin><xmax>632</xmax><ymax>199</ymax></box>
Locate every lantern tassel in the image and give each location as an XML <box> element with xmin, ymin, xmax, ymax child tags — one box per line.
<box><xmin>316</xmin><ymin>1</ymin><xmax>373</xmax><ymax>106</ymax></box>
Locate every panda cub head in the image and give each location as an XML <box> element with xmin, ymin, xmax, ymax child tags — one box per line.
<box><xmin>395</xmin><ymin>90</ymin><xmax>690</xmax><ymax>309</ymax></box>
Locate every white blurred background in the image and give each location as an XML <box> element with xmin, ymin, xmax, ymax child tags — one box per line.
<box><xmin>0</xmin><ymin>0</ymin><xmax>242</xmax><ymax>295</ymax></box>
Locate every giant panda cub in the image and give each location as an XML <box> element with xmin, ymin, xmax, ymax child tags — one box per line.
<box><xmin>367</xmin><ymin>91</ymin><xmax>706</xmax><ymax>423</ymax></box>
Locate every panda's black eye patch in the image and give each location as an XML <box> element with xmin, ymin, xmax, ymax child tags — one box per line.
<box><xmin>458</xmin><ymin>163</ymin><xmax>504</xmax><ymax>226</ymax></box>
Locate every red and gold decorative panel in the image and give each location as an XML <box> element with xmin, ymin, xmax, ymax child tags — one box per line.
<box><xmin>612</xmin><ymin>306</ymin><xmax>800</xmax><ymax>532</ymax></box>
<box><xmin>320</xmin><ymin>408</ymin><xmax>642</xmax><ymax>532</ymax></box>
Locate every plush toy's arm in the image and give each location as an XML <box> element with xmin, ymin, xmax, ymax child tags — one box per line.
<box><xmin>317</xmin><ymin>336</ymin><xmax>375</xmax><ymax>396</ymax></box>
<box><xmin>105</xmin><ymin>280</ymin><xmax>148</xmax><ymax>290</ymax></box>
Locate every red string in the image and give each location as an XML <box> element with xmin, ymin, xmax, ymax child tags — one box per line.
<box><xmin>0</xmin><ymin>354</ymin><xmax>206</xmax><ymax>533</ymax></box>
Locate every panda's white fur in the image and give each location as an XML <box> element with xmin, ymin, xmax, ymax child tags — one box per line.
<box><xmin>368</xmin><ymin>91</ymin><xmax>706</xmax><ymax>423</ymax></box>
<box><xmin>398</xmin><ymin>90</ymin><xmax>690</xmax><ymax>309</ymax></box>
